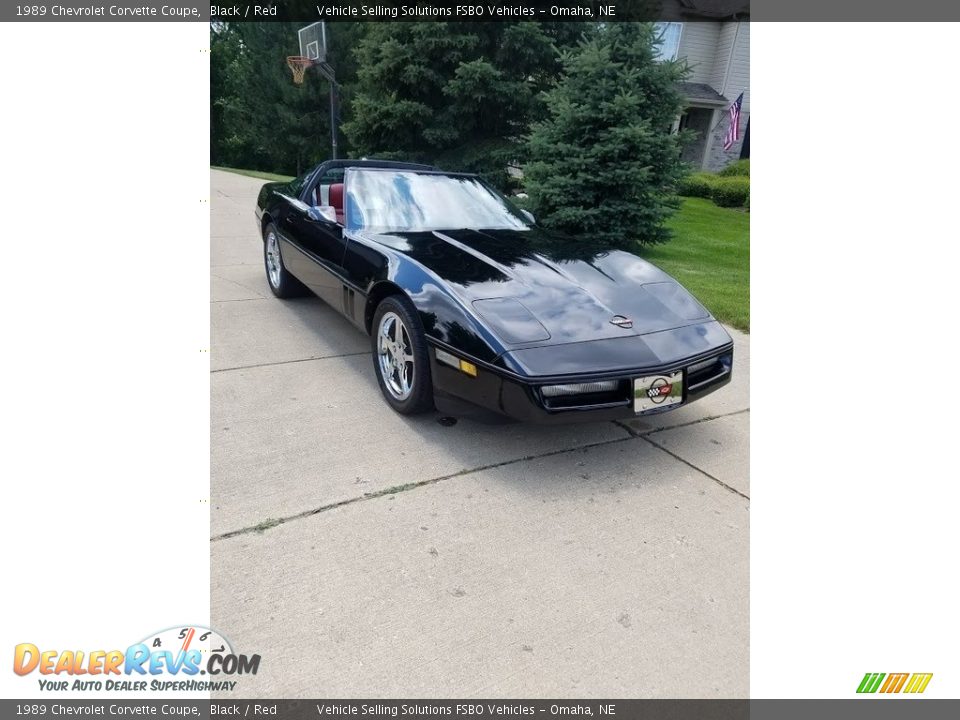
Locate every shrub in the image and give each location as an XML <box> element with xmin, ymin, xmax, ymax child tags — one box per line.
<box><xmin>678</xmin><ymin>172</ymin><xmax>717</xmax><ymax>198</ymax></box>
<box><xmin>710</xmin><ymin>176</ymin><xmax>750</xmax><ymax>207</ymax></box>
<box><xmin>717</xmin><ymin>159</ymin><xmax>749</xmax><ymax>177</ymax></box>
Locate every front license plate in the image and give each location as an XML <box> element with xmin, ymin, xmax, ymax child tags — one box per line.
<box><xmin>633</xmin><ymin>371</ymin><xmax>684</xmax><ymax>414</ymax></box>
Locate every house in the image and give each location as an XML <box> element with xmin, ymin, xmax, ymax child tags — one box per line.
<box><xmin>655</xmin><ymin>20</ymin><xmax>750</xmax><ymax>172</ymax></box>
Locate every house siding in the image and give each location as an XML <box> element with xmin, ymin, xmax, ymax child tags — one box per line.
<box><xmin>702</xmin><ymin>22</ymin><xmax>750</xmax><ymax>171</ymax></box>
<box><xmin>674</xmin><ymin>21</ymin><xmax>750</xmax><ymax>172</ymax></box>
<box><xmin>677</xmin><ymin>23</ymin><xmax>720</xmax><ymax>85</ymax></box>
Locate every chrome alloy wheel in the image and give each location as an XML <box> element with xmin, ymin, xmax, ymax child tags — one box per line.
<box><xmin>377</xmin><ymin>311</ymin><xmax>415</xmax><ymax>401</ymax></box>
<box><xmin>265</xmin><ymin>230</ymin><xmax>281</xmax><ymax>288</ymax></box>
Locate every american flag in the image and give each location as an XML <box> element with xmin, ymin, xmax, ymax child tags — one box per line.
<box><xmin>723</xmin><ymin>92</ymin><xmax>744</xmax><ymax>151</ymax></box>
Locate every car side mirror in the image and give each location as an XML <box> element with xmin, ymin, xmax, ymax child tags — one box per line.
<box><xmin>520</xmin><ymin>209</ymin><xmax>535</xmax><ymax>224</ymax></box>
<box><xmin>308</xmin><ymin>205</ymin><xmax>338</xmax><ymax>224</ymax></box>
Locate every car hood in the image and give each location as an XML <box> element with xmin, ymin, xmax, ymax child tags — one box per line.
<box><xmin>367</xmin><ymin>226</ymin><xmax>715</xmax><ymax>347</ymax></box>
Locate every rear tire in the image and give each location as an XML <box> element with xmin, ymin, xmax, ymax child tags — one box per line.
<box><xmin>371</xmin><ymin>295</ymin><xmax>434</xmax><ymax>415</ymax></box>
<box><xmin>263</xmin><ymin>222</ymin><xmax>306</xmax><ymax>298</ymax></box>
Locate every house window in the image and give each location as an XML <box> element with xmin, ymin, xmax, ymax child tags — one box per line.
<box><xmin>653</xmin><ymin>22</ymin><xmax>682</xmax><ymax>62</ymax></box>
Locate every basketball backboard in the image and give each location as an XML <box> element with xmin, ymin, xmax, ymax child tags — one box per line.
<box><xmin>298</xmin><ymin>22</ymin><xmax>327</xmax><ymax>64</ymax></box>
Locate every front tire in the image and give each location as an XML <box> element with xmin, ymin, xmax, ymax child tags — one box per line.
<box><xmin>263</xmin><ymin>223</ymin><xmax>306</xmax><ymax>298</ymax></box>
<box><xmin>371</xmin><ymin>296</ymin><xmax>434</xmax><ymax>415</ymax></box>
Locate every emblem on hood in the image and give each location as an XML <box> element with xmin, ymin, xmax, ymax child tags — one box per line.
<box><xmin>610</xmin><ymin>315</ymin><xmax>633</xmax><ymax>329</ymax></box>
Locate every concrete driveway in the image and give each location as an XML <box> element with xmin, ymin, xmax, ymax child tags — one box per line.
<box><xmin>209</xmin><ymin>169</ymin><xmax>750</xmax><ymax>698</ymax></box>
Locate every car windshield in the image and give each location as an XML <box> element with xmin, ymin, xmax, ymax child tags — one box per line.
<box><xmin>346</xmin><ymin>169</ymin><xmax>530</xmax><ymax>233</ymax></box>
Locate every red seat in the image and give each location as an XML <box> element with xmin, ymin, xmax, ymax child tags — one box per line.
<box><xmin>328</xmin><ymin>183</ymin><xmax>345</xmax><ymax>224</ymax></box>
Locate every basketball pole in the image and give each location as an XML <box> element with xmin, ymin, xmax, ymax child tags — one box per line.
<box><xmin>316</xmin><ymin>63</ymin><xmax>339</xmax><ymax>160</ymax></box>
<box><xmin>330</xmin><ymin>79</ymin><xmax>338</xmax><ymax>160</ymax></box>
<box><xmin>295</xmin><ymin>22</ymin><xmax>338</xmax><ymax>160</ymax></box>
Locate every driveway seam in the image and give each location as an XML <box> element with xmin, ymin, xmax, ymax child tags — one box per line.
<box><xmin>641</xmin><ymin>434</ymin><xmax>749</xmax><ymax>500</ymax></box>
<box><xmin>211</xmin><ymin>433</ymin><xmax>640</xmax><ymax>542</ymax></box>
<box><xmin>210</xmin><ymin>272</ymin><xmax>267</xmax><ymax>300</ymax></box>
<box><xmin>614</xmin><ymin>407</ymin><xmax>749</xmax><ymax>438</ymax></box>
<box><xmin>212</xmin><ymin>410</ymin><xmax>750</xmax><ymax>540</ymax></box>
<box><xmin>211</xmin><ymin>411</ymin><xmax>750</xmax><ymax>542</ymax></box>
<box><xmin>211</xmin><ymin>352</ymin><xmax>368</xmax><ymax>373</ymax></box>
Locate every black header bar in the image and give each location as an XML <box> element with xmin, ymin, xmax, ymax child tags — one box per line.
<box><xmin>4</xmin><ymin>0</ymin><xmax>744</xmax><ymax>23</ymax></box>
<box><xmin>0</xmin><ymin>0</ymin><xmax>960</xmax><ymax>23</ymax></box>
<box><xmin>6</xmin><ymin>0</ymin><xmax>960</xmax><ymax>22</ymax></box>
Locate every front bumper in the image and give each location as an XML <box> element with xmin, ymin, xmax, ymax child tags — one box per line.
<box><xmin>429</xmin><ymin>344</ymin><xmax>733</xmax><ymax>425</ymax></box>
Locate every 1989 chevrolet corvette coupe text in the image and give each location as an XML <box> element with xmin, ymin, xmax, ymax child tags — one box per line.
<box><xmin>255</xmin><ymin>159</ymin><xmax>733</xmax><ymax>423</ymax></box>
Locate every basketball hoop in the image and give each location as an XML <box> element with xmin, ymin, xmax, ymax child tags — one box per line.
<box><xmin>286</xmin><ymin>56</ymin><xmax>314</xmax><ymax>86</ymax></box>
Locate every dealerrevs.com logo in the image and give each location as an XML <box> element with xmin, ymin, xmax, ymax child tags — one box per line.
<box><xmin>13</xmin><ymin>626</ymin><xmax>260</xmax><ymax>692</ymax></box>
<box><xmin>857</xmin><ymin>672</ymin><xmax>933</xmax><ymax>694</ymax></box>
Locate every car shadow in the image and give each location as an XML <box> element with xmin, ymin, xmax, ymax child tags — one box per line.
<box><xmin>268</xmin><ymin>291</ymin><xmax>677</xmax><ymax>500</ymax></box>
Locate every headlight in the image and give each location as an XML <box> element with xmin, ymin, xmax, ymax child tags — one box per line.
<box><xmin>472</xmin><ymin>298</ymin><xmax>550</xmax><ymax>344</ymax></box>
<box><xmin>687</xmin><ymin>357</ymin><xmax>718</xmax><ymax>374</ymax></box>
<box><xmin>687</xmin><ymin>353</ymin><xmax>732</xmax><ymax>375</ymax></box>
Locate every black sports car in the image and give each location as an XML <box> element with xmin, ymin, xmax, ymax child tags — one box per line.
<box><xmin>255</xmin><ymin>159</ymin><xmax>733</xmax><ymax>423</ymax></box>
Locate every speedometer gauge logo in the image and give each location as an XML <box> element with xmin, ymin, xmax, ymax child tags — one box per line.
<box><xmin>140</xmin><ymin>625</ymin><xmax>234</xmax><ymax>670</ymax></box>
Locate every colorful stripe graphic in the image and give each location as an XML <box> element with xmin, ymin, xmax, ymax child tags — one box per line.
<box><xmin>879</xmin><ymin>673</ymin><xmax>909</xmax><ymax>693</ymax></box>
<box><xmin>903</xmin><ymin>674</ymin><xmax>934</xmax><ymax>694</ymax></box>
<box><xmin>857</xmin><ymin>672</ymin><xmax>932</xmax><ymax>694</ymax></box>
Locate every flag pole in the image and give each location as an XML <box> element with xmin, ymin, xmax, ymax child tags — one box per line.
<box><xmin>709</xmin><ymin>89</ymin><xmax>746</xmax><ymax>134</ymax></box>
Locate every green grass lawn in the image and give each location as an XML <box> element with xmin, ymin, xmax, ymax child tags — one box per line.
<box><xmin>642</xmin><ymin>198</ymin><xmax>750</xmax><ymax>332</ymax></box>
<box><xmin>211</xmin><ymin>166</ymin><xmax>294</xmax><ymax>183</ymax></box>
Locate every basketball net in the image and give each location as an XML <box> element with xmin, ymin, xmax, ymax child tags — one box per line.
<box><xmin>286</xmin><ymin>56</ymin><xmax>314</xmax><ymax>86</ymax></box>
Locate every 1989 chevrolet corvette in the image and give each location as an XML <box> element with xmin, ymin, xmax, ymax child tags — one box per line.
<box><xmin>255</xmin><ymin>159</ymin><xmax>733</xmax><ymax>423</ymax></box>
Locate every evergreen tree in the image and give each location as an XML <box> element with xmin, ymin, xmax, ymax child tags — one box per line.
<box><xmin>342</xmin><ymin>23</ymin><xmax>585</xmax><ymax>188</ymax></box>
<box><xmin>524</xmin><ymin>24</ymin><xmax>689</xmax><ymax>246</ymax></box>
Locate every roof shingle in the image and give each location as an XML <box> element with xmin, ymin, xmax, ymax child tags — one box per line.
<box><xmin>677</xmin><ymin>82</ymin><xmax>729</xmax><ymax>105</ymax></box>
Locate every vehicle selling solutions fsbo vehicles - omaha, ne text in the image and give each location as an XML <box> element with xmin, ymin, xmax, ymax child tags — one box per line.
<box><xmin>255</xmin><ymin>160</ymin><xmax>733</xmax><ymax>423</ymax></box>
